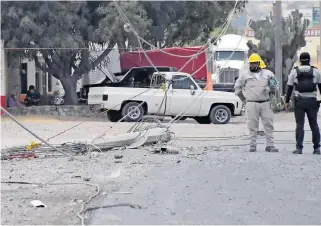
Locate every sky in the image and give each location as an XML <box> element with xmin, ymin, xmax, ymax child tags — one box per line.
<box><xmin>246</xmin><ymin>1</ymin><xmax>318</xmax><ymax>20</ymax></box>
<box><xmin>231</xmin><ymin>1</ymin><xmax>319</xmax><ymax>28</ymax></box>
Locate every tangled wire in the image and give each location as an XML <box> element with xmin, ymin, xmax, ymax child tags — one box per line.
<box><xmin>1</xmin><ymin>142</ymin><xmax>96</xmax><ymax>160</ymax></box>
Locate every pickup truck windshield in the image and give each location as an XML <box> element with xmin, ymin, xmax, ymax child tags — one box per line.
<box><xmin>150</xmin><ymin>74</ymin><xmax>166</xmax><ymax>88</ymax></box>
<box><xmin>172</xmin><ymin>75</ymin><xmax>197</xmax><ymax>90</ymax></box>
<box><xmin>121</xmin><ymin>67</ymin><xmax>176</xmax><ymax>88</ymax></box>
<box><xmin>215</xmin><ymin>51</ymin><xmax>245</xmax><ymax>61</ymax></box>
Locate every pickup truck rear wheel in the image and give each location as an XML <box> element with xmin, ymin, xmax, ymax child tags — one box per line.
<box><xmin>107</xmin><ymin>110</ymin><xmax>122</xmax><ymax>122</ymax></box>
<box><xmin>121</xmin><ymin>102</ymin><xmax>145</xmax><ymax>122</ymax></box>
<box><xmin>209</xmin><ymin>105</ymin><xmax>231</xmax><ymax>124</ymax></box>
<box><xmin>194</xmin><ymin>117</ymin><xmax>211</xmax><ymax>124</ymax></box>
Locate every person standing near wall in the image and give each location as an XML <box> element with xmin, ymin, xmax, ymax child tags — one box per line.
<box><xmin>7</xmin><ymin>85</ymin><xmax>25</xmax><ymax>108</ymax></box>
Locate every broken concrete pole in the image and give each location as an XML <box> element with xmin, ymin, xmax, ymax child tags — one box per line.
<box><xmin>92</xmin><ymin>128</ymin><xmax>171</xmax><ymax>150</ymax></box>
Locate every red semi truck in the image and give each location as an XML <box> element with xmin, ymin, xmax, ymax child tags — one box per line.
<box><xmin>119</xmin><ymin>46</ymin><xmax>210</xmax><ymax>81</ymax></box>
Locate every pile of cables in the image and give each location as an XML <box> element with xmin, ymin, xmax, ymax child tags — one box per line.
<box><xmin>1</xmin><ymin>141</ymin><xmax>93</xmax><ymax>160</ymax></box>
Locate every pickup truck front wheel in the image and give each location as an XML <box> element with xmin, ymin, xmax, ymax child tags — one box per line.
<box><xmin>121</xmin><ymin>102</ymin><xmax>145</xmax><ymax>122</ymax></box>
<box><xmin>209</xmin><ymin>105</ymin><xmax>231</xmax><ymax>124</ymax></box>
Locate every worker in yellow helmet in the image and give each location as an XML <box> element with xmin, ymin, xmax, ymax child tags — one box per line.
<box><xmin>234</xmin><ymin>53</ymin><xmax>279</xmax><ymax>153</ymax></box>
<box><xmin>260</xmin><ymin>59</ymin><xmax>266</xmax><ymax>69</ymax></box>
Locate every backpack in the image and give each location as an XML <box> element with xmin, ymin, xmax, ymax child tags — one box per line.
<box><xmin>294</xmin><ymin>66</ymin><xmax>316</xmax><ymax>93</ymax></box>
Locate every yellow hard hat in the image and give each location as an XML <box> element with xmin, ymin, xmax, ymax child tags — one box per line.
<box><xmin>259</xmin><ymin>60</ymin><xmax>266</xmax><ymax>68</ymax></box>
<box><xmin>248</xmin><ymin>53</ymin><xmax>261</xmax><ymax>63</ymax></box>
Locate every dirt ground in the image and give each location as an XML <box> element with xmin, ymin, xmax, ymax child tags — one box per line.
<box><xmin>1</xmin><ymin>113</ymin><xmax>320</xmax><ymax>225</ymax></box>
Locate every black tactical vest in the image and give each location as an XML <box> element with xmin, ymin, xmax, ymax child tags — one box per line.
<box><xmin>294</xmin><ymin>66</ymin><xmax>316</xmax><ymax>93</ymax></box>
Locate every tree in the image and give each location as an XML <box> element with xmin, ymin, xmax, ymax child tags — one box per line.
<box><xmin>140</xmin><ymin>1</ymin><xmax>247</xmax><ymax>48</ymax></box>
<box><xmin>1</xmin><ymin>1</ymin><xmax>150</xmax><ymax>104</ymax></box>
<box><xmin>246</xmin><ymin>10</ymin><xmax>309</xmax><ymax>92</ymax></box>
<box><xmin>1</xmin><ymin>1</ymin><xmax>98</xmax><ymax>104</ymax></box>
<box><xmin>94</xmin><ymin>1</ymin><xmax>247</xmax><ymax>51</ymax></box>
<box><xmin>1</xmin><ymin>1</ymin><xmax>246</xmax><ymax>104</ymax></box>
<box><xmin>95</xmin><ymin>1</ymin><xmax>151</xmax><ymax>53</ymax></box>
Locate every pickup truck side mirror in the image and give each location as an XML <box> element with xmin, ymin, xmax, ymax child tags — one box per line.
<box><xmin>190</xmin><ymin>85</ymin><xmax>195</xmax><ymax>95</ymax></box>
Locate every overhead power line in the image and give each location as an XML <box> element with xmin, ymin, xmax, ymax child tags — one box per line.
<box><xmin>39</xmin><ymin>0</ymin><xmax>241</xmax><ymax>141</ymax></box>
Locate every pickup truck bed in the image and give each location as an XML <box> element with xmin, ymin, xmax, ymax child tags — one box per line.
<box><xmin>196</xmin><ymin>82</ymin><xmax>235</xmax><ymax>93</ymax></box>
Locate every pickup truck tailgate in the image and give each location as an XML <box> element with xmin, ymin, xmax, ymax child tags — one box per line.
<box><xmin>87</xmin><ymin>87</ymin><xmax>106</xmax><ymax>105</ymax></box>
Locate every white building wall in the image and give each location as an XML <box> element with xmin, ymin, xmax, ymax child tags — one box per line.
<box><xmin>27</xmin><ymin>60</ymin><xmax>36</xmax><ymax>89</ymax></box>
<box><xmin>1</xmin><ymin>40</ymin><xmax>7</xmax><ymax>109</ymax></box>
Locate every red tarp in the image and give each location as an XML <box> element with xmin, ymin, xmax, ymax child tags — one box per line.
<box><xmin>120</xmin><ymin>46</ymin><xmax>208</xmax><ymax>80</ymax></box>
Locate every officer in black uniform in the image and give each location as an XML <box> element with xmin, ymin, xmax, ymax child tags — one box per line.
<box><xmin>285</xmin><ymin>52</ymin><xmax>321</xmax><ymax>155</ymax></box>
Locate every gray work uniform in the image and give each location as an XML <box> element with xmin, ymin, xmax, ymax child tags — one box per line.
<box><xmin>234</xmin><ymin>69</ymin><xmax>277</xmax><ymax>147</ymax></box>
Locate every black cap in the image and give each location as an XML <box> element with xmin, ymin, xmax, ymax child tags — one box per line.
<box><xmin>299</xmin><ymin>52</ymin><xmax>311</xmax><ymax>62</ymax></box>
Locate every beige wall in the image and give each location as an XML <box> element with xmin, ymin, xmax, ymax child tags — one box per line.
<box><xmin>298</xmin><ymin>36</ymin><xmax>320</xmax><ymax>68</ymax></box>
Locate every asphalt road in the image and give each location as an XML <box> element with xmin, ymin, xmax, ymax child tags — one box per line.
<box><xmin>89</xmin><ymin>132</ymin><xmax>321</xmax><ymax>225</ymax></box>
<box><xmin>2</xmin><ymin>114</ymin><xmax>321</xmax><ymax>225</ymax></box>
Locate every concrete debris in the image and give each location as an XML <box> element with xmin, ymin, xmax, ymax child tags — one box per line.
<box><xmin>90</xmin><ymin>152</ymin><xmax>99</xmax><ymax>159</ymax></box>
<box><xmin>82</xmin><ymin>177</ymin><xmax>91</xmax><ymax>182</ymax></box>
<box><xmin>151</xmin><ymin>146</ymin><xmax>180</xmax><ymax>154</ymax></box>
<box><xmin>30</xmin><ymin>200</ymin><xmax>46</xmax><ymax>208</ymax></box>
<box><xmin>114</xmin><ymin>154</ymin><xmax>123</xmax><ymax>159</ymax></box>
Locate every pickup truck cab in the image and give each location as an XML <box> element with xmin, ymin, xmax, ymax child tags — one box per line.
<box><xmin>88</xmin><ymin>72</ymin><xmax>242</xmax><ymax>124</ymax></box>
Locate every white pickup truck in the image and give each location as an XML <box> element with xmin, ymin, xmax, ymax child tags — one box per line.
<box><xmin>87</xmin><ymin>72</ymin><xmax>242</xmax><ymax>124</ymax></box>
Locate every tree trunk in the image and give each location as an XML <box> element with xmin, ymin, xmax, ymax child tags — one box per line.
<box><xmin>117</xmin><ymin>39</ymin><xmax>126</xmax><ymax>54</ymax></box>
<box><xmin>60</xmin><ymin>76</ymin><xmax>78</xmax><ymax>105</ymax></box>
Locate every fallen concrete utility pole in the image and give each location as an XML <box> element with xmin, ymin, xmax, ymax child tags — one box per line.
<box><xmin>1</xmin><ymin>106</ymin><xmax>172</xmax><ymax>159</ymax></box>
<box><xmin>2</xmin><ymin>128</ymin><xmax>172</xmax><ymax>159</ymax></box>
<box><xmin>92</xmin><ymin>127</ymin><xmax>172</xmax><ymax>150</ymax></box>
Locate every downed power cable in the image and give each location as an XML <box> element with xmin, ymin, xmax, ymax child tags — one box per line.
<box><xmin>85</xmin><ymin>203</ymin><xmax>143</xmax><ymax>212</ymax></box>
<box><xmin>1</xmin><ymin>180</ymin><xmax>100</xmax><ymax>226</ymax></box>
<box><xmin>1</xmin><ymin>107</ymin><xmax>86</xmax><ymax>162</ymax></box>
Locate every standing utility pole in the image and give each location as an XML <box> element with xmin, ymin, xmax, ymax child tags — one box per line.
<box><xmin>274</xmin><ymin>1</ymin><xmax>283</xmax><ymax>96</ymax></box>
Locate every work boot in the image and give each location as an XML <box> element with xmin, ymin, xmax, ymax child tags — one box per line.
<box><xmin>313</xmin><ymin>149</ymin><xmax>320</xmax><ymax>155</ymax></box>
<box><xmin>265</xmin><ymin>146</ymin><xmax>279</xmax><ymax>152</ymax></box>
<box><xmin>292</xmin><ymin>149</ymin><xmax>303</xmax><ymax>154</ymax></box>
<box><xmin>249</xmin><ymin>146</ymin><xmax>256</xmax><ymax>152</ymax></box>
